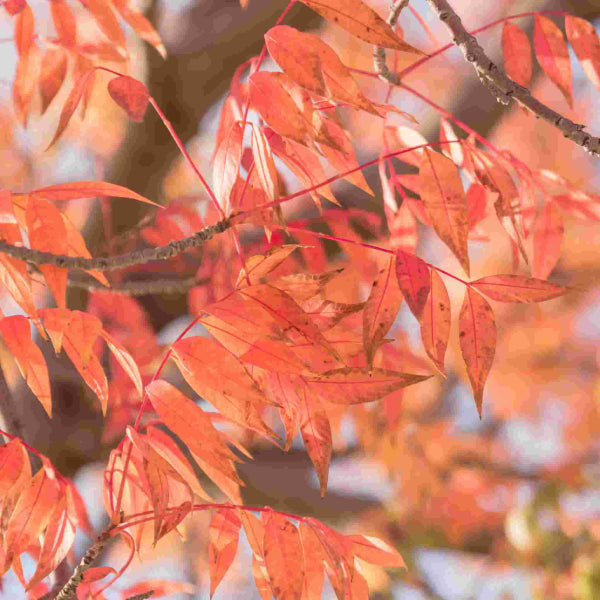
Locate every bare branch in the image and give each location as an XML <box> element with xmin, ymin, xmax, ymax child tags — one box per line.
<box><xmin>68</xmin><ymin>276</ymin><xmax>202</xmax><ymax>296</ymax></box>
<box><xmin>374</xmin><ymin>0</ymin><xmax>600</xmax><ymax>157</ymax></box>
<box><xmin>0</xmin><ymin>217</ymin><xmax>231</xmax><ymax>272</ymax></box>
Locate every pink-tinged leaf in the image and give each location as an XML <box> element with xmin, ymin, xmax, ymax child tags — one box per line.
<box><xmin>534</xmin><ymin>15</ymin><xmax>573</xmax><ymax>107</ymax></box>
<box><xmin>237</xmin><ymin>245</ymin><xmax>301</xmax><ymax>288</ymax></box>
<box><xmin>4</xmin><ymin>0</ymin><xmax>26</xmax><ymax>16</ymax></box>
<box><xmin>465</xmin><ymin>182</ymin><xmax>487</xmax><ymax>230</ymax></box>
<box><xmin>213</xmin><ymin>121</ymin><xmax>244</xmax><ymax>212</ymax></box>
<box><xmin>251</xmin><ymin>125</ymin><xmax>280</xmax><ymax>201</ymax></box>
<box><xmin>439</xmin><ymin>118</ymin><xmax>464</xmax><ymax>167</ymax></box>
<box><xmin>39</xmin><ymin>47</ymin><xmax>68</xmax><ymax>114</ymax></box>
<box><xmin>171</xmin><ymin>336</ymin><xmax>275</xmax><ymax>436</ymax></box>
<box><xmin>46</xmin><ymin>67</ymin><xmax>96</xmax><ymax>149</ymax></box>
<box><xmin>26</xmin><ymin>197</ymin><xmax>68</xmax><ymax>308</ymax></box>
<box><xmin>107</xmin><ymin>75</ymin><xmax>150</xmax><ymax>122</ymax></box>
<box><xmin>298</xmin><ymin>0</ymin><xmax>423</xmax><ymax>53</ymax></box>
<box><xmin>300</xmin><ymin>391</ymin><xmax>331</xmax><ymax>497</ymax></box>
<box><xmin>566</xmin><ymin>16</ymin><xmax>600</xmax><ymax>92</ymax></box>
<box><xmin>299</xmin><ymin>522</ymin><xmax>326</xmax><ymax>600</ymax></box>
<box><xmin>532</xmin><ymin>201</ymin><xmax>564</xmax><ymax>280</ymax></box>
<box><xmin>209</xmin><ymin>508</ymin><xmax>242</xmax><ymax>597</ymax></box>
<box><xmin>419</xmin><ymin>148</ymin><xmax>470</xmax><ymax>275</ymax></box>
<box><xmin>307</xmin><ymin>367</ymin><xmax>430</xmax><ymax>404</ymax></box>
<box><xmin>32</xmin><ymin>180</ymin><xmax>159</xmax><ymax>206</ymax></box>
<box><xmin>420</xmin><ymin>269</ymin><xmax>450</xmax><ymax>375</ymax></box>
<box><xmin>120</xmin><ymin>580</ymin><xmax>197</xmax><ymax>599</ymax></box>
<box><xmin>0</xmin><ymin>316</ymin><xmax>51</xmax><ymax>416</ymax></box>
<box><xmin>111</xmin><ymin>0</ymin><xmax>167</xmax><ymax>58</ymax></box>
<box><xmin>459</xmin><ymin>288</ymin><xmax>496</xmax><ymax>417</ymax></box>
<box><xmin>363</xmin><ymin>255</ymin><xmax>403</xmax><ymax>366</ymax></box>
<box><xmin>0</xmin><ymin>252</ymin><xmax>36</xmax><ymax>317</ymax></box>
<box><xmin>50</xmin><ymin>0</ymin><xmax>77</xmax><ymax>47</ymax></box>
<box><xmin>81</xmin><ymin>566</ymin><xmax>116</xmax><ymax>584</ymax></box>
<box><xmin>348</xmin><ymin>535</ymin><xmax>406</xmax><ymax>568</ymax></box>
<box><xmin>395</xmin><ymin>249</ymin><xmax>430</xmax><ymax>320</ymax></box>
<box><xmin>471</xmin><ymin>274</ymin><xmax>568</xmax><ymax>303</ymax></box>
<box><xmin>264</xmin><ymin>512</ymin><xmax>305</xmax><ymax>600</ymax></box>
<box><xmin>249</xmin><ymin>72</ymin><xmax>315</xmax><ymax>147</ymax></box>
<box><xmin>0</xmin><ymin>438</ymin><xmax>29</xmax><ymax>497</ymax></box>
<box><xmin>80</xmin><ymin>0</ymin><xmax>125</xmax><ymax>48</ymax></box>
<box><xmin>502</xmin><ymin>22</ymin><xmax>532</xmax><ymax>89</ymax></box>
<box><xmin>100</xmin><ymin>329</ymin><xmax>143</xmax><ymax>397</ymax></box>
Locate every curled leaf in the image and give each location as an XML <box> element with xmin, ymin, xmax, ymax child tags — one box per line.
<box><xmin>107</xmin><ymin>75</ymin><xmax>150</xmax><ymax>122</ymax></box>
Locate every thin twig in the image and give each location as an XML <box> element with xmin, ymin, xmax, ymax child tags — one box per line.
<box><xmin>374</xmin><ymin>0</ymin><xmax>600</xmax><ymax>157</ymax></box>
<box><xmin>0</xmin><ymin>217</ymin><xmax>231</xmax><ymax>272</ymax></box>
<box><xmin>54</xmin><ymin>529</ymin><xmax>112</xmax><ymax>600</ymax></box>
<box><xmin>68</xmin><ymin>276</ymin><xmax>201</xmax><ymax>296</ymax></box>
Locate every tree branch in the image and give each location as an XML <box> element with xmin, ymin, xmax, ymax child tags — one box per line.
<box><xmin>374</xmin><ymin>0</ymin><xmax>600</xmax><ymax>157</ymax></box>
<box><xmin>0</xmin><ymin>217</ymin><xmax>231</xmax><ymax>272</ymax></box>
<box><xmin>68</xmin><ymin>276</ymin><xmax>202</xmax><ymax>296</ymax></box>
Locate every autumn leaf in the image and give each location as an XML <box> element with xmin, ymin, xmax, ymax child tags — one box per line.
<box><xmin>532</xmin><ymin>201</ymin><xmax>564</xmax><ymax>280</ymax></box>
<box><xmin>80</xmin><ymin>0</ymin><xmax>126</xmax><ymax>49</ymax></box>
<box><xmin>0</xmin><ymin>316</ymin><xmax>51</xmax><ymax>416</ymax></box>
<box><xmin>502</xmin><ymin>22</ymin><xmax>532</xmax><ymax>89</ymax></box>
<box><xmin>471</xmin><ymin>275</ymin><xmax>568</xmax><ymax>303</ymax></box>
<box><xmin>209</xmin><ymin>508</ymin><xmax>242</xmax><ymax>597</ymax></box>
<box><xmin>533</xmin><ymin>15</ymin><xmax>573</xmax><ymax>107</ymax></box>
<box><xmin>32</xmin><ymin>180</ymin><xmax>159</xmax><ymax>206</ymax></box>
<box><xmin>459</xmin><ymin>287</ymin><xmax>496</xmax><ymax>417</ymax></box>
<box><xmin>420</xmin><ymin>269</ymin><xmax>451</xmax><ymax>375</ymax></box>
<box><xmin>50</xmin><ymin>0</ymin><xmax>77</xmax><ymax>47</ymax></box>
<box><xmin>100</xmin><ymin>329</ymin><xmax>143</xmax><ymax>397</ymax></box>
<box><xmin>264</xmin><ymin>512</ymin><xmax>305</xmax><ymax>600</ymax></box>
<box><xmin>298</xmin><ymin>0</ymin><xmax>423</xmax><ymax>53</ymax></box>
<box><xmin>39</xmin><ymin>47</ymin><xmax>68</xmax><ymax>114</ymax></box>
<box><xmin>419</xmin><ymin>149</ymin><xmax>470</xmax><ymax>275</ymax></box>
<box><xmin>251</xmin><ymin>124</ymin><xmax>280</xmax><ymax>202</ymax></box>
<box><xmin>237</xmin><ymin>245</ymin><xmax>301</xmax><ymax>287</ymax></box>
<box><xmin>363</xmin><ymin>255</ymin><xmax>403</xmax><ymax>366</ymax></box>
<box><xmin>213</xmin><ymin>121</ymin><xmax>244</xmax><ymax>213</ymax></box>
<box><xmin>306</xmin><ymin>367</ymin><xmax>430</xmax><ymax>404</ymax></box>
<box><xmin>348</xmin><ymin>535</ymin><xmax>406</xmax><ymax>568</ymax></box>
<box><xmin>107</xmin><ymin>75</ymin><xmax>150</xmax><ymax>122</ymax></box>
<box><xmin>395</xmin><ymin>249</ymin><xmax>431</xmax><ymax>320</ymax></box>
<box><xmin>111</xmin><ymin>0</ymin><xmax>167</xmax><ymax>58</ymax></box>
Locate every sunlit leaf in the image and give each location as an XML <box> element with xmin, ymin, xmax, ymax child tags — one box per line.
<box><xmin>471</xmin><ymin>274</ymin><xmax>568</xmax><ymax>303</ymax></box>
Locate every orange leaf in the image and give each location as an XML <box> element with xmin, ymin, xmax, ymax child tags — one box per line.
<box><xmin>46</xmin><ymin>67</ymin><xmax>96</xmax><ymax>149</ymax></box>
<box><xmin>236</xmin><ymin>245</ymin><xmax>301</xmax><ymax>288</ymax></box>
<box><xmin>395</xmin><ymin>249</ymin><xmax>430</xmax><ymax>320</ymax></box>
<box><xmin>32</xmin><ymin>180</ymin><xmax>159</xmax><ymax>206</ymax></box>
<box><xmin>100</xmin><ymin>329</ymin><xmax>143</xmax><ymax>397</ymax></box>
<box><xmin>363</xmin><ymin>255</ymin><xmax>403</xmax><ymax>366</ymax></box>
<box><xmin>471</xmin><ymin>274</ymin><xmax>568</xmax><ymax>303</ymax></box>
<box><xmin>566</xmin><ymin>16</ymin><xmax>600</xmax><ymax>93</ymax></box>
<box><xmin>420</xmin><ymin>269</ymin><xmax>450</xmax><ymax>375</ymax></box>
<box><xmin>213</xmin><ymin>121</ymin><xmax>244</xmax><ymax>213</ymax></box>
<box><xmin>532</xmin><ymin>201</ymin><xmax>564</xmax><ymax>280</ymax></box>
<box><xmin>459</xmin><ymin>287</ymin><xmax>496</xmax><ymax>417</ymax></box>
<box><xmin>120</xmin><ymin>580</ymin><xmax>197</xmax><ymax>599</ymax></box>
<box><xmin>107</xmin><ymin>75</ymin><xmax>150</xmax><ymax>122</ymax></box>
<box><xmin>171</xmin><ymin>336</ymin><xmax>275</xmax><ymax>436</ymax></box>
<box><xmin>80</xmin><ymin>0</ymin><xmax>125</xmax><ymax>48</ymax></box>
<box><xmin>4</xmin><ymin>0</ymin><xmax>26</xmax><ymax>16</ymax></box>
<box><xmin>50</xmin><ymin>0</ymin><xmax>77</xmax><ymax>47</ymax></box>
<box><xmin>14</xmin><ymin>2</ymin><xmax>34</xmax><ymax>57</ymax></box>
<box><xmin>249</xmin><ymin>72</ymin><xmax>315</xmax><ymax>147</ymax></box>
<box><xmin>533</xmin><ymin>15</ymin><xmax>573</xmax><ymax>107</ymax></box>
<box><xmin>419</xmin><ymin>148</ymin><xmax>470</xmax><ymax>275</ymax></box>
<box><xmin>26</xmin><ymin>197</ymin><xmax>68</xmax><ymax>307</ymax></box>
<box><xmin>298</xmin><ymin>0</ymin><xmax>423</xmax><ymax>53</ymax></box>
<box><xmin>0</xmin><ymin>253</ymin><xmax>36</xmax><ymax>317</ymax></box>
<box><xmin>300</xmin><ymin>391</ymin><xmax>331</xmax><ymax>497</ymax></box>
<box><xmin>0</xmin><ymin>316</ymin><xmax>51</xmax><ymax>416</ymax></box>
<box><xmin>111</xmin><ymin>0</ymin><xmax>167</xmax><ymax>58</ymax></box>
<box><xmin>251</xmin><ymin>124</ymin><xmax>280</xmax><ymax>201</ymax></box>
<box><xmin>502</xmin><ymin>22</ymin><xmax>532</xmax><ymax>89</ymax></box>
<box><xmin>264</xmin><ymin>512</ymin><xmax>305</xmax><ymax>600</ymax></box>
<box><xmin>298</xmin><ymin>522</ymin><xmax>325</xmax><ymax>600</ymax></box>
<box><xmin>39</xmin><ymin>47</ymin><xmax>68</xmax><ymax>114</ymax></box>
<box><xmin>306</xmin><ymin>367</ymin><xmax>430</xmax><ymax>404</ymax></box>
<box><xmin>209</xmin><ymin>508</ymin><xmax>242</xmax><ymax>597</ymax></box>
<box><xmin>348</xmin><ymin>534</ymin><xmax>406</xmax><ymax>568</ymax></box>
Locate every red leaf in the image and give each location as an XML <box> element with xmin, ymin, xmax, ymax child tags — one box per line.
<box><xmin>420</xmin><ymin>269</ymin><xmax>451</xmax><ymax>375</ymax></box>
<box><xmin>107</xmin><ymin>75</ymin><xmax>150</xmax><ymax>122</ymax></box>
<box><xmin>111</xmin><ymin>0</ymin><xmax>167</xmax><ymax>58</ymax></box>
<box><xmin>566</xmin><ymin>16</ymin><xmax>600</xmax><ymax>93</ymax></box>
<box><xmin>0</xmin><ymin>316</ymin><xmax>51</xmax><ymax>416</ymax></box>
<box><xmin>297</xmin><ymin>0</ymin><xmax>423</xmax><ymax>53</ymax></box>
<box><xmin>209</xmin><ymin>508</ymin><xmax>242</xmax><ymax>597</ymax></box>
<box><xmin>459</xmin><ymin>288</ymin><xmax>496</xmax><ymax>417</ymax></box>
<box><xmin>50</xmin><ymin>0</ymin><xmax>77</xmax><ymax>47</ymax></box>
<box><xmin>532</xmin><ymin>201</ymin><xmax>564</xmax><ymax>280</ymax></box>
<box><xmin>533</xmin><ymin>15</ymin><xmax>573</xmax><ymax>107</ymax></box>
<box><xmin>348</xmin><ymin>535</ymin><xmax>406</xmax><ymax>568</ymax></box>
<box><xmin>471</xmin><ymin>274</ymin><xmax>568</xmax><ymax>303</ymax></box>
<box><xmin>264</xmin><ymin>512</ymin><xmax>305</xmax><ymax>600</ymax></box>
<box><xmin>419</xmin><ymin>148</ymin><xmax>470</xmax><ymax>275</ymax></box>
<box><xmin>363</xmin><ymin>255</ymin><xmax>403</xmax><ymax>366</ymax></box>
<box><xmin>4</xmin><ymin>0</ymin><xmax>26</xmax><ymax>16</ymax></box>
<box><xmin>80</xmin><ymin>0</ymin><xmax>125</xmax><ymax>49</ymax></box>
<box><xmin>306</xmin><ymin>367</ymin><xmax>430</xmax><ymax>404</ymax></box>
<box><xmin>32</xmin><ymin>180</ymin><xmax>159</xmax><ymax>206</ymax></box>
<box><xmin>298</xmin><ymin>522</ymin><xmax>325</xmax><ymax>600</ymax></box>
<box><xmin>39</xmin><ymin>47</ymin><xmax>68</xmax><ymax>114</ymax></box>
<box><xmin>14</xmin><ymin>2</ymin><xmax>33</xmax><ymax>56</ymax></box>
<box><xmin>213</xmin><ymin>121</ymin><xmax>244</xmax><ymax>213</ymax></box>
<box><xmin>120</xmin><ymin>580</ymin><xmax>197</xmax><ymax>599</ymax></box>
<box><xmin>100</xmin><ymin>329</ymin><xmax>143</xmax><ymax>397</ymax></box>
<box><xmin>395</xmin><ymin>249</ymin><xmax>430</xmax><ymax>320</ymax></box>
<box><xmin>502</xmin><ymin>22</ymin><xmax>532</xmax><ymax>89</ymax></box>
<box><xmin>251</xmin><ymin>124</ymin><xmax>280</xmax><ymax>201</ymax></box>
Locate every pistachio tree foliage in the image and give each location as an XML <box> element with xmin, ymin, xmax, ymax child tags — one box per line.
<box><xmin>0</xmin><ymin>0</ymin><xmax>599</xmax><ymax>598</ymax></box>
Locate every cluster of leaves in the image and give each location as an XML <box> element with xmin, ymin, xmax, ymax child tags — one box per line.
<box><xmin>0</xmin><ymin>0</ymin><xmax>599</xmax><ymax>598</ymax></box>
